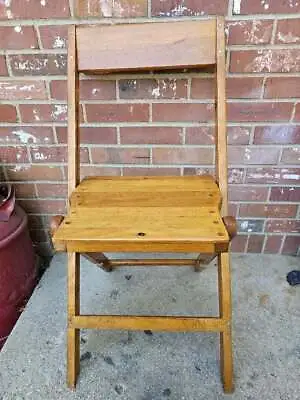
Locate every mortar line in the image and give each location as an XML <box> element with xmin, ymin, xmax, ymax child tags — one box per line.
<box><xmin>270</xmin><ymin>19</ymin><xmax>278</xmax><ymax>45</ymax></box>
<box><xmin>34</xmin><ymin>25</ymin><xmax>43</xmax><ymax>50</ymax></box>
<box><xmin>260</xmin><ymin>76</ymin><xmax>267</xmax><ymax>99</ymax></box>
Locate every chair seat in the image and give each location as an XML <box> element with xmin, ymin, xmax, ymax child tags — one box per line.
<box><xmin>53</xmin><ymin>176</ymin><xmax>229</xmax><ymax>253</ymax></box>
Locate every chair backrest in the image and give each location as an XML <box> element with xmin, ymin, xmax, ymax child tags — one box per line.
<box><xmin>68</xmin><ymin>18</ymin><xmax>228</xmax><ymax>215</ymax></box>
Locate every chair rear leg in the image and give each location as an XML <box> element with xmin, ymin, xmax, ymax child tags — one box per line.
<box><xmin>67</xmin><ymin>252</ymin><xmax>80</xmax><ymax>389</ymax></box>
<box><xmin>218</xmin><ymin>252</ymin><xmax>234</xmax><ymax>393</ymax></box>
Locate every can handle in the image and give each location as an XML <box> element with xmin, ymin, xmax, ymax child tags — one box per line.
<box><xmin>0</xmin><ymin>184</ymin><xmax>16</xmax><ymax>222</ymax></box>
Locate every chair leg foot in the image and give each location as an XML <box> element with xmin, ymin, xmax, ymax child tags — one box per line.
<box><xmin>67</xmin><ymin>327</ymin><xmax>80</xmax><ymax>389</ymax></box>
<box><xmin>220</xmin><ymin>327</ymin><xmax>234</xmax><ymax>393</ymax></box>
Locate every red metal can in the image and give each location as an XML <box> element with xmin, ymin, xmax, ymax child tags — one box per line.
<box><xmin>0</xmin><ymin>184</ymin><xmax>36</xmax><ymax>349</ymax></box>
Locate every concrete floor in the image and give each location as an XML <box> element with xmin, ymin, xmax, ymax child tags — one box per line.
<box><xmin>0</xmin><ymin>253</ymin><xmax>300</xmax><ymax>400</ymax></box>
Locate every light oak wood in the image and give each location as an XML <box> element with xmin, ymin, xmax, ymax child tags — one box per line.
<box><xmin>67</xmin><ymin>253</ymin><xmax>80</xmax><ymax>389</ymax></box>
<box><xmin>109</xmin><ymin>259</ymin><xmax>196</xmax><ymax>267</ymax></box>
<box><xmin>77</xmin><ymin>20</ymin><xmax>216</xmax><ymax>73</ymax></box>
<box><xmin>72</xmin><ymin>315</ymin><xmax>226</xmax><ymax>332</ymax></box>
<box><xmin>68</xmin><ymin>26</ymin><xmax>80</xmax><ymax>198</ymax></box>
<box><xmin>218</xmin><ymin>252</ymin><xmax>234</xmax><ymax>393</ymax></box>
<box><xmin>216</xmin><ymin>17</ymin><xmax>228</xmax><ymax>216</ymax></box>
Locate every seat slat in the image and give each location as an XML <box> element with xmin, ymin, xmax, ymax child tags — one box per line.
<box><xmin>77</xmin><ymin>20</ymin><xmax>216</xmax><ymax>73</ymax></box>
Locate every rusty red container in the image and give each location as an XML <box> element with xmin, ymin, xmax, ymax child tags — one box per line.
<box><xmin>0</xmin><ymin>185</ymin><xmax>36</xmax><ymax>349</ymax></box>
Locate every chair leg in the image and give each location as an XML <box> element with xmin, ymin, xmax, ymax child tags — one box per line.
<box><xmin>67</xmin><ymin>252</ymin><xmax>80</xmax><ymax>389</ymax></box>
<box><xmin>218</xmin><ymin>252</ymin><xmax>234</xmax><ymax>393</ymax></box>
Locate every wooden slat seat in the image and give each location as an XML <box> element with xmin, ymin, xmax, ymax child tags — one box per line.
<box><xmin>53</xmin><ymin>176</ymin><xmax>229</xmax><ymax>253</ymax></box>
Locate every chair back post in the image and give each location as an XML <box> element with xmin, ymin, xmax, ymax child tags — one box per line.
<box><xmin>67</xmin><ymin>25</ymin><xmax>80</xmax><ymax>200</ymax></box>
<box><xmin>215</xmin><ymin>16</ymin><xmax>228</xmax><ymax>216</ymax></box>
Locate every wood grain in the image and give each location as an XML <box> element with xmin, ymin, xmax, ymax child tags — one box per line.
<box><xmin>76</xmin><ymin>20</ymin><xmax>216</xmax><ymax>73</ymax></box>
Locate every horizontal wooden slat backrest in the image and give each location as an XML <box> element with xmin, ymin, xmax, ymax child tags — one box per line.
<box><xmin>76</xmin><ymin>20</ymin><xmax>217</xmax><ymax>73</ymax></box>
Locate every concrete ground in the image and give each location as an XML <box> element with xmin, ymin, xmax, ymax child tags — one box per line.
<box><xmin>0</xmin><ymin>253</ymin><xmax>300</xmax><ymax>400</ymax></box>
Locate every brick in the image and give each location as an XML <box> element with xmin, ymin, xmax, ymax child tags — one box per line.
<box><xmin>0</xmin><ymin>126</ymin><xmax>54</xmax><ymax>145</ymax></box>
<box><xmin>230</xmin><ymin>49</ymin><xmax>300</xmax><ymax>73</ymax></box>
<box><xmin>227</xmin><ymin>77</ymin><xmax>263</xmax><ymax>99</ymax></box>
<box><xmin>281</xmin><ymin>147</ymin><xmax>300</xmax><ymax>164</ymax></box>
<box><xmin>91</xmin><ymin>147</ymin><xmax>150</xmax><ymax>164</ymax></box>
<box><xmin>18</xmin><ymin>199</ymin><xmax>66</xmax><ymax>215</ymax></box>
<box><xmin>30</xmin><ymin>146</ymin><xmax>89</xmax><ymax>164</ymax></box>
<box><xmin>80</xmin><ymin>166</ymin><xmax>121</xmax><ymax>178</ymax></box>
<box><xmin>81</xmin><ymin>80</ymin><xmax>116</xmax><ymax>100</ymax></box>
<box><xmin>282</xmin><ymin>236</ymin><xmax>300</xmax><ymax>255</ymax></box>
<box><xmin>247</xmin><ymin>235</ymin><xmax>264</xmax><ymax>253</ymax></box>
<box><xmin>0</xmin><ymin>0</ymin><xmax>70</xmax><ymax>19</ymax></box>
<box><xmin>14</xmin><ymin>183</ymin><xmax>36</xmax><ymax>198</ymax></box>
<box><xmin>245</xmin><ymin>168</ymin><xmax>300</xmax><ymax>184</ymax></box>
<box><xmin>254</xmin><ymin>126</ymin><xmax>300</xmax><ymax>145</ymax></box>
<box><xmin>123</xmin><ymin>167</ymin><xmax>181</xmax><ymax>176</ymax></box>
<box><xmin>183</xmin><ymin>167</ymin><xmax>214</xmax><ymax>176</ymax></box>
<box><xmin>56</xmin><ymin>127</ymin><xmax>117</xmax><ymax>145</ymax></box>
<box><xmin>152</xmin><ymin>103</ymin><xmax>213</xmax><ymax>122</ymax></box>
<box><xmin>86</xmin><ymin>104</ymin><xmax>149</xmax><ymax>123</ymax></box>
<box><xmin>236</xmin><ymin>0</ymin><xmax>300</xmax><ymax>14</ymax></box>
<box><xmin>0</xmin><ymin>56</ymin><xmax>7</xmax><ymax>75</ymax></box>
<box><xmin>230</xmin><ymin>235</ymin><xmax>247</xmax><ymax>252</ymax></box>
<box><xmin>20</xmin><ymin>104</ymin><xmax>68</xmax><ymax>123</ymax></box>
<box><xmin>227</xmin><ymin>20</ymin><xmax>273</xmax><ymax>45</ymax></box>
<box><xmin>270</xmin><ymin>187</ymin><xmax>300</xmax><ymax>202</ymax></box>
<box><xmin>229</xmin><ymin>202</ymin><xmax>238</xmax><ymax>217</ymax></box>
<box><xmin>0</xmin><ymin>105</ymin><xmax>17</xmax><ymax>122</ymax></box>
<box><xmin>152</xmin><ymin>148</ymin><xmax>213</xmax><ymax>165</ymax></box>
<box><xmin>190</xmin><ymin>78</ymin><xmax>214</xmax><ymax>99</ymax></box>
<box><xmin>276</xmin><ymin>19</ymin><xmax>300</xmax><ymax>44</ymax></box>
<box><xmin>265</xmin><ymin>220</ymin><xmax>300</xmax><ymax>233</ymax></box>
<box><xmin>49</xmin><ymin>80</ymin><xmax>67</xmax><ymax>100</ymax></box>
<box><xmin>10</xmin><ymin>54</ymin><xmax>67</xmax><ymax>76</ymax></box>
<box><xmin>294</xmin><ymin>104</ymin><xmax>300</xmax><ymax>122</ymax></box>
<box><xmin>239</xmin><ymin>204</ymin><xmax>297</xmax><ymax>218</ymax></box>
<box><xmin>120</xmin><ymin>127</ymin><xmax>182</xmax><ymax>144</ymax></box>
<box><xmin>228</xmin><ymin>168</ymin><xmax>245</xmax><ymax>184</ymax></box>
<box><xmin>228</xmin><ymin>126</ymin><xmax>251</xmax><ymax>145</ymax></box>
<box><xmin>0</xmin><ymin>26</ymin><xmax>38</xmax><ymax>49</ymax></box>
<box><xmin>6</xmin><ymin>165</ymin><xmax>63</xmax><ymax>181</ymax></box>
<box><xmin>228</xmin><ymin>103</ymin><xmax>293</xmax><ymax>122</ymax></box>
<box><xmin>264</xmin><ymin>236</ymin><xmax>283</xmax><ymax>254</ymax></box>
<box><xmin>76</xmin><ymin>0</ymin><xmax>147</xmax><ymax>17</ymax></box>
<box><xmin>264</xmin><ymin>77</ymin><xmax>300</xmax><ymax>98</ymax></box>
<box><xmin>119</xmin><ymin>78</ymin><xmax>187</xmax><ymax>100</ymax></box>
<box><xmin>185</xmin><ymin>127</ymin><xmax>214</xmax><ymax>145</ymax></box>
<box><xmin>152</xmin><ymin>0</ymin><xmax>229</xmax><ymax>16</ymax></box>
<box><xmin>0</xmin><ymin>146</ymin><xmax>28</xmax><ymax>163</ymax></box>
<box><xmin>39</xmin><ymin>26</ymin><xmax>68</xmax><ymax>49</ymax></box>
<box><xmin>238</xmin><ymin>219</ymin><xmax>264</xmax><ymax>233</ymax></box>
<box><xmin>36</xmin><ymin>183</ymin><xmax>67</xmax><ymax>198</ymax></box>
<box><xmin>229</xmin><ymin>186</ymin><xmax>268</xmax><ymax>201</ymax></box>
<box><xmin>229</xmin><ymin>147</ymin><xmax>280</xmax><ymax>165</ymax></box>
<box><xmin>0</xmin><ymin>81</ymin><xmax>47</xmax><ymax>100</ymax></box>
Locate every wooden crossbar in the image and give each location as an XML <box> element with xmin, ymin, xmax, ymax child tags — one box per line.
<box><xmin>71</xmin><ymin>315</ymin><xmax>227</xmax><ymax>332</ymax></box>
<box><xmin>109</xmin><ymin>259</ymin><xmax>197</xmax><ymax>267</ymax></box>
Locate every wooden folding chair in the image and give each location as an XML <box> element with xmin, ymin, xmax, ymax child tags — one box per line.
<box><xmin>52</xmin><ymin>17</ymin><xmax>236</xmax><ymax>393</ymax></box>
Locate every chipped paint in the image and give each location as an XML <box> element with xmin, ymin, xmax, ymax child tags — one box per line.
<box><xmin>51</xmin><ymin>105</ymin><xmax>67</xmax><ymax>121</ymax></box>
<box><xmin>9</xmin><ymin>165</ymin><xmax>30</xmax><ymax>173</ymax></box>
<box><xmin>233</xmin><ymin>0</ymin><xmax>241</xmax><ymax>14</ymax></box>
<box><xmin>33</xmin><ymin>152</ymin><xmax>47</xmax><ymax>161</ymax></box>
<box><xmin>53</xmin><ymin>36</ymin><xmax>66</xmax><ymax>49</ymax></box>
<box><xmin>15</xmin><ymin>58</ymin><xmax>48</xmax><ymax>72</ymax></box>
<box><xmin>282</xmin><ymin>174</ymin><xmax>299</xmax><ymax>180</ymax></box>
<box><xmin>14</xmin><ymin>26</ymin><xmax>22</xmax><ymax>33</ymax></box>
<box><xmin>277</xmin><ymin>31</ymin><xmax>300</xmax><ymax>44</ymax></box>
<box><xmin>33</xmin><ymin>109</ymin><xmax>40</xmax><ymax>121</ymax></box>
<box><xmin>99</xmin><ymin>0</ymin><xmax>113</xmax><ymax>17</ymax></box>
<box><xmin>245</xmin><ymin>49</ymin><xmax>300</xmax><ymax>73</ymax></box>
<box><xmin>12</xmin><ymin>129</ymin><xmax>37</xmax><ymax>144</ymax></box>
<box><xmin>40</xmin><ymin>0</ymin><xmax>46</xmax><ymax>6</ymax></box>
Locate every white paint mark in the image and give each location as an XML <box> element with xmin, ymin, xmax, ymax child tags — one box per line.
<box><xmin>53</xmin><ymin>36</ymin><xmax>66</xmax><ymax>49</ymax></box>
<box><xmin>5</xmin><ymin>0</ymin><xmax>12</xmax><ymax>7</ymax></box>
<box><xmin>282</xmin><ymin>174</ymin><xmax>299</xmax><ymax>180</ymax></box>
<box><xmin>264</xmin><ymin>3</ymin><xmax>269</xmax><ymax>9</ymax></box>
<box><xmin>12</xmin><ymin>129</ymin><xmax>37</xmax><ymax>144</ymax></box>
<box><xmin>289</xmin><ymin>187</ymin><xmax>295</xmax><ymax>191</ymax></box>
<box><xmin>14</xmin><ymin>26</ymin><xmax>22</xmax><ymax>33</ymax></box>
<box><xmin>277</xmin><ymin>31</ymin><xmax>300</xmax><ymax>44</ymax></box>
<box><xmin>34</xmin><ymin>152</ymin><xmax>47</xmax><ymax>161</ymax></box>
<box><xmin>33</xmin><ymin>109</ymin><xmax>40</xmax><ymax>121</ymax></box>
<box><xmin>99</xmin><ymin>0</ymin><xmax>113</xmax><ymax>17</ymax></box>
<box><xmin>233</xmin><ymin>0</ymin><xmax>241</xmax><ymax>14</ymax></box>
<box><xmin>152</xmin><ymin>86</ymin><xmax>161</xmax><ymax>99</ymax></box>
<box><xmin>51</xmin><ymin>104</ymin><xmax>67</xmax><ymax>120</ymax></box>
<box><xmin>40</xmin><ymin>0</ymin><xmax>46</xmax><ymax>6</ymax></box>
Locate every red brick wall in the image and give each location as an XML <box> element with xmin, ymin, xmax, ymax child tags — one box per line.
<box><xmin>0</xmin><ymin>0</ymin><xmax>299</xmax><ymax>256</ymax></box>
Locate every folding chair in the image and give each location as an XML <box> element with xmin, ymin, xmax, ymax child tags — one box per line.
<box><xmin>52</xmin><ymin>17</ymin><xmax>236</xmax><ymax>393</ymax></box>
